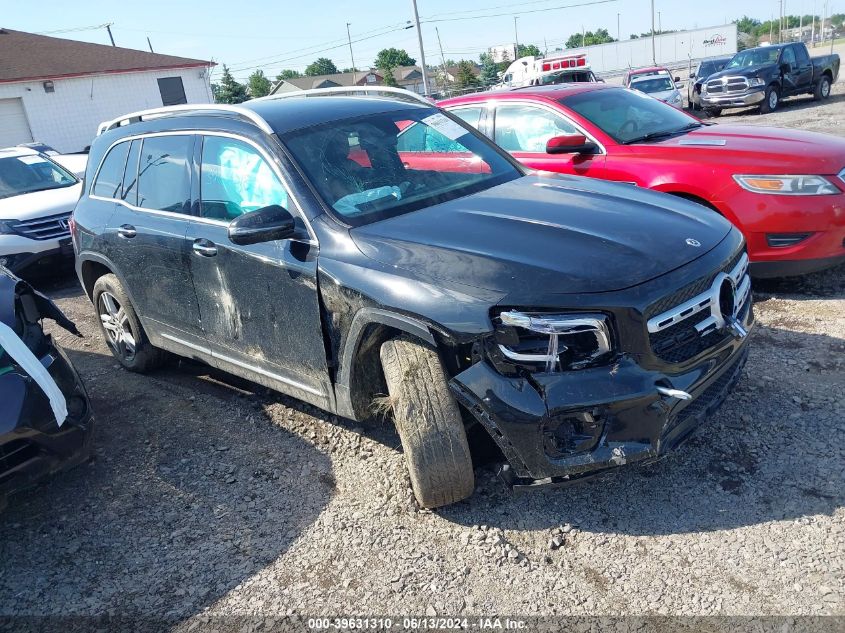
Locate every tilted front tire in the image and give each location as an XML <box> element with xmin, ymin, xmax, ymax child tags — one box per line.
<box><xmin>92</xmin><ymin>274</ymin><xmax>166</xmax><ymax>373</ymax></box>
<box><xmin>760</xmin><ymin>85</ymin><xmax>779</xmax><ymax>113</ymax></box>
<box><xmin>813</xmin><ymin>75</ymin><xmax>831</xmax><ymax>101</ymax></box>
<box><xmin>380</xmin><ymin>338</ymin><xmax>474</xmax><ymax>508</ymax></box>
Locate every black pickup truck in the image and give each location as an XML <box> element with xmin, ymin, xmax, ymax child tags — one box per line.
<box><xmin>699</xmin><ymin>42</ymin><xmax>840</xmax><ymax>115</ymax></box>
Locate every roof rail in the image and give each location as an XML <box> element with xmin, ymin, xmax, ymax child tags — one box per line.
<box><xmin>258</xmin><ymin>85</ymin><xmax>432</xmax><ymax>107</ymax></box>
<box><xmin>96</xmin><ymin>104</ymin><xmax>274</xmax><ymax>136</ymax></box>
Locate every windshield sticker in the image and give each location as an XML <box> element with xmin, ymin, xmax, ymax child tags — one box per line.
<box><xmin>422</xmin><ymin>113</ymin><xmax>469</xmax><ymax>141</ymax></box>
<box><xmin>17</xmin><ymin>155</ymin><xmax>43</xmax><ymax>165</ymax></box>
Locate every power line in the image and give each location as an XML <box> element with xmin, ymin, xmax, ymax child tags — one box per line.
<box><xmin>421</xmin><ymin>0</ymin><xmax>620</xmax><ymax>23</ymax></box>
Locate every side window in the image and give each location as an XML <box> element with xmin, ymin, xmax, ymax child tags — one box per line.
<box><xmin>782</xmin><ymin>46</ymin><xmax>796</xmax><ymax>66</ymax></box>
<box><xmin>794</xmin><ymin>45</ymin><xmax>810</xmax><ymax>64</ymax></box>
<box><xmin>136</xmin><ymin>135</ymin><xmax>192</xmax><ymax>213</ymax></box>
<box><xmin>121</xmin><ymin>139</ymin><xmax>141</xmax><ymax>205</ymax></box>
<box><xmin>396</xmin><ymin>121</ymin><xmax>466</xmax><ymax>153</ymax></box>
<box><xmin>92</xmin><ymin>142</ymin><xmax>129</xmax><ymax>199</ymax></box>
<box><xmin>450</xmin><ymin>107</ymin><xmax>483</xmax><ymax>131</ymax></box>
<box><xmin>199</xmin><ymin>136</ymin><xmax>288</xmax><ymax>221</ymax></box>
<box><xmin>494</xmin><ymin>104</ymin><xmax>579</xmax><ymax>153</ymax></box>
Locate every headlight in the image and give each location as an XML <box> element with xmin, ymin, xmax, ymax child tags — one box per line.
<box><xmin>493</xmin><ymin>311</ymin><xmax>614</xmax><ymax>374</ymax></box>
<box><xmin>733</xmin><ymin>174</ymin><xmax>840</xmax><ymax>195</ymax></box>
<box><xmin>748</xmin><ymin>77</ymin><xmax>765</xmax><ymax>87</ymax></box>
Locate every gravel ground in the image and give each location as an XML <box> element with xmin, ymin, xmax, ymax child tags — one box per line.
<box><xmin>0</xmin><ymin>90</ymin><xmax>843</xmax><ymax>626</ymax></box>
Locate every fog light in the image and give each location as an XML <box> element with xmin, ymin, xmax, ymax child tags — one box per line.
<box><xmin>766</xmin><ymin>232</ymin><xmax>813</xmax><ymax>248</ymax></box>
<box><xmin>542</xmin><ymin>411</ymin><xmax>603</xmax><ymax>458</ymax></box>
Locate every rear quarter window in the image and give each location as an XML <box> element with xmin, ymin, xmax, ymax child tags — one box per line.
<box><xmin>92</xmin><ymin>142</ymin><xmax>130</xmax><ymax>199</ymax></box>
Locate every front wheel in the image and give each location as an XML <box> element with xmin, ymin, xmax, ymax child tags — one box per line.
<box><xmin>92</xmin><ymin>274</ymin><xmax>166</xmax><ymax>372</ymax></box>
<box><xmin>380</xmin><ymin>338</ymin><xmax>474</xmax><ymax>508</ymax></box>
<box><xmin>704</xmin><ymin>107</ymin><xmax>721</xmax><ymax>117</ymax></box>
<box><xmin>814</xmin><ymin>75</ymin><xmax>831</xmax><ymax>100</ymax></box>
<box><xmin>760</xmin><ymin>85</ymin><xmax>779</xmax><ymax>113</ymax></box>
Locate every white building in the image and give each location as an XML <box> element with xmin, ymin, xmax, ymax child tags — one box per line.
<box><xmin>0</xmin><ymin>28</ymin><xmax>214</xmax><ymax>153</ymax></box>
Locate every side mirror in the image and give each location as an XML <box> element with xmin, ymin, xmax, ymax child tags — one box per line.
<box><xmin>546</xmin><ymin>134</ymin><xmax>598</xmax><ymax>155</ymax></box>
<box><xmin>689</xmin><ymin>72</ymin><xmax>695</xmax><ymax>78</ymax></box>
<box><xmin>228</xmin><ymin>205</ymin><xmax>295</xmax><ymax>245</ymax></box>
<box><xmin>674</xmin><ymin>76</ymin><xmax>681</xmax><ymax>82</ymax></box>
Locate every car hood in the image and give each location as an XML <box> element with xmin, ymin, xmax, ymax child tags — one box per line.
<box><xmin>650</xmin><ymin>124</ymin><xmax>845</xmax><ymax>174</ymax></box>
<box><xmin>0</xmin><ymin>184</ymin><xmax>82</xmax><ymax>221</ymax></box>
<box><xmin>642</xmin><ymin>88</ymin><xmax>678</xmax><ymax>101</ymax></box>
<box><xmin>706</xmin><ymin>64</ymin><xmax>772</xmax><ymax>81</ymax></box>
<box><xmin>350</xmin><ymin>174</ymin><xmax>732</xmax><ymax>295</ymax></box>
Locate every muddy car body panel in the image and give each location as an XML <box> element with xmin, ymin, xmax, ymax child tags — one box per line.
<box><xmin>73</xmin><ymin>92</ymin><xmax>752</xmax><ymax>494</ymax></box>
<box><xmin>0</xmin><ymin>268</ymin><xmax>93</xmax><ymax>505</ymax></box>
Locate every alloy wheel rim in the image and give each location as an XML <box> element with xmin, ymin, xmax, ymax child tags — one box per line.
<box><xmin>769</xmin><ymin>91</ymin><xmax>778</xmax><ymax>109</ymax></box>
<box><xmin>98</xmin><ymin>291</ymin><xmax>137</xmax><ymax>361</ymax></box>
<box><xmin>822</xmin><ymin>80</ymin><xmax>830</xmax><ymax>97</ymax></box>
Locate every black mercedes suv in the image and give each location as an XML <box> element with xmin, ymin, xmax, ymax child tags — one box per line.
<box><xmin>72</xmin><ymin>89</ymin><xmax>753</xmax><ymax>508</ymax></box>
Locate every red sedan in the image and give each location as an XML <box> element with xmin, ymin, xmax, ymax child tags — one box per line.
<box><xmin>439</xmin><ymin>84</ymin><xmax>845</xmax><ymax>276</ymax></box>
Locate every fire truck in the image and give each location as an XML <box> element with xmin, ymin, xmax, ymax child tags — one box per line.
<box><xmin>496</xmin><ymin>52</ymin><xmax>602</xmax><ymax>89</ymax></box>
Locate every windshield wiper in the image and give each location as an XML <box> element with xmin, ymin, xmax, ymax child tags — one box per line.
<box><xmin>622</xmin><ymin>122</ymin><xmax>702</xmax><ymax>145</ymax></box>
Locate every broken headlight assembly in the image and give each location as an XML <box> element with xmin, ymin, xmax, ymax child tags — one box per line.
<box><xmin>491</xmin><ymin>310</ymin><xmax>614</xmax><ymax>374</ymax></box>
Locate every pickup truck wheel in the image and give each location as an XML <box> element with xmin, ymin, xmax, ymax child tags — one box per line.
<box><xmin>814</xmin><ymin>75</ymin><xmax>831</xmax><ymax>100</ymax></box>
<box><xmin>704</xmin><ymin>107</ymin><xmax>721</xmax><ymax>117</ymax></box>
<box><xmin>380</xmin><ymin>338</ymin><xmax>474</xmax><ymax>508</ymax></box>
<box><xmin>761</xmin><ymin>86</ymin><xmax>779</xmax><ymax>113</ymax></box>
<box><xmin>92</xmin><ymin>274</ymin><xmax>166</xmax><ymax>373</ymax></box>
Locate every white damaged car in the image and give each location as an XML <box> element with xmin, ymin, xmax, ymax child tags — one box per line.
<box><xmin>0</xmin><ymin>148</ymin><xmax>81</xmax><ymax>275</ymax></box>
<box><xmin>630</xmin><ymin>75</ymin><xmax>684</xmax><ymax>109</ymax></box>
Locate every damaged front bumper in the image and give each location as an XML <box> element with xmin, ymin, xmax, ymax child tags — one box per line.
<box><xmin>0</xmin><ymin>268</ymin><xmax>94</xmax><ymax>506</ymax></box>
<box><xmin>450</xmin><ymin>311</ymin><xmax>753</xmax><ymax>489</ymax></box>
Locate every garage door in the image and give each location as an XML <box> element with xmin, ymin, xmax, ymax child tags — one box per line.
<box><xmin>0</xmin><ymin>98</ymin><xmax>34</xmax><ymax>148</ymax></box>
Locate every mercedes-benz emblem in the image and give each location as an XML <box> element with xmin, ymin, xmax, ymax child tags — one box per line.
<box><xmin>685</xmin><ymin>238</ymin><xmax>701</xmax><ymax>247</ymax></box>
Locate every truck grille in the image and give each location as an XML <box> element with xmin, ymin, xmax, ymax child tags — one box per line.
<box><xmin>0</xmin><ymin>439</ymin><xmax>39</xmax><ymax>480</ymax></box>
<box><xmin>646</xmin><ymin>250</ymin><xmax>751</xmax><ymax>364</ymax></box>
<box><xmin>9</xmin><ymin>212</ymin><xmax>71</xmax><ymax>241</ymax></box>
<box><xmin>705</xmin><ymin>76</ymin><xmax>749</xmax><ymax>94</ymax></box>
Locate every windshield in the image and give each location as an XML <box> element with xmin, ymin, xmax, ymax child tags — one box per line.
<box><xmin>698</xmin><ymin>60</ymin><xmax>728</xmax><ymax>77</ymax></box>
<box><xmin>0</xmin><ymin>154</ymin><xmax>77</xmax><ymax>200</ymax></box>
<box><xmin>282</xmin><ymin>107</ymin><xmax>521</xmax><ymax>227</ymax></box>
<box><xmin>562</xmin><ymin>88</ymin><xmax>698</xmax><ymax>143</ymax></box>
<box><xmin>542</xmin><ymin>70</ymin><xmax>596</xmax><ymax>84</ymax></box>
<box><xmin>727</xmin><ymin>48</ymin><xmax>780</xmax><ymax>68</ymax></box>
<box><xmin>631</xmin><ymin>76</ymin><xmax>675</xmax><ymax>93</ymax></box>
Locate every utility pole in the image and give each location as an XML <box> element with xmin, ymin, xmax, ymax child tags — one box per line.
<box><xmin>435</xmin><ymin>27</ymin><xmax>448</xmax><ymax>92</ymax></box>
<box><xmin>410</xmin><ymin>0</ymin><xmax>430</xmax><ymax>95</ymax></box>
<box><xmin>617</xmin><ymin>12</ymin><xmax>621</xmax><ymax>41</ymax></box>
<box><xmin>146</xmin><ymin>36</ymin><xmax>154</xmax><ymax>53</ymax></box>
<box><xmin>821</xmin><ymin>0</ymin><xmax>827</xmax><ymax>46</ymax></box>
<box><xmin>346</xmin><ymin>23</ymin><xmax>356</xmax><ymax>83</ymax></box>
<box><xmin>658</xmin><ymin>11</ymin><xmax>662</xmax><ymax>34</ymax></box>
<box><xmin>811</xmin><ymin>1</ymin><xmax>816</xmax><ymax>47</ymax></box>
<box><xmin>105</xmin><ymin>23</ymin><xmax>115</xmax><ymax>46</ymax></box>
<box><xmin>582</xmin><ymin>25</ymin><xmax>586</xmax><ymax>48</ymax></box>
<box><xmin>514</xmin><ymin>16</ymin><xmax>520</xmax><ymax>58</ymax></box>
<box><xmin>650</xmin><ymin>0</ymin><xmax>656</xmax><ymax>64</ymax></box>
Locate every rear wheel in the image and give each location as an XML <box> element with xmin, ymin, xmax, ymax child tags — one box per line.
<box><xmin>92</xmin><ymin>274</ymin><xmax>166</xmax><ymax>373</ymax></box>
<box><xmin>760</xmin><ymin>85</ymin><xmax>779</xmax><ymax>113</ymax></box>
<box><xmin>379</xmin><ymin>338</ymin><xmax>474</xmax><ymax>508</ymax></box>
<box><xmin>813</xmin><ymin>75</ymin><xmax>831</xmax><ymax>101</ymax></box>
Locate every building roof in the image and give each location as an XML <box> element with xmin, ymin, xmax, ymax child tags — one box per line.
<box><xmin>0</xmin><ymin>28</ymin><xmax>213</xmax><ymax>84</ymax></box>
<box><xmin>279</xmin><ymin>70</ymin><xmax>384</xmax><ymax>91</ymax></box>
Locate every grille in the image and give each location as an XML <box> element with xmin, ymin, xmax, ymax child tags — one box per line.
<box><xmin>0</xmin><ymin>440</ymin><xmax>38</xmax><ymax>480</ymax></box>
<box><xmin>706</xmin><ymin>76</ymin><xmax>749</xmax><ymax>94</ymax></box>
<box><xmin>9</xmin><ymin>212</ymin><xmax>71</xmax><ymax>241</ymax></box>
<box><xmin>645</xmin><ymin>249</ymin><xmax>744</xmax><ymax>320</ymax></box>
<box><xmin>646</xmin><ymin>249</ymin><xmax>748</xmax><ymax>364</ymax></box>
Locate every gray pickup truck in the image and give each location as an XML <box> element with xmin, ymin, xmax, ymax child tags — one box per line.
<box><xmin>700</xmin><ymin>42</ymin><xmax>840</xmax><ymax>115</ymax></box>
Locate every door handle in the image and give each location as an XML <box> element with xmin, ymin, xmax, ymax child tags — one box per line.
<box><xmin>192</xmin><ymin>239</ymin><xmax>217</xmax><ymax>257</ymax></box>
<box><xmin>117</xmin><ymin>224</ymin><xmax>136</xmax><ymax>239</ymax></box>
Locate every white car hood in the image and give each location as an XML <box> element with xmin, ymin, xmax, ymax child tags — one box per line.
<box><xmin>0</xmin><ymin>184</ymin><xmax>82</xmax><ymax>221</ymax></box>
<box><xmin>644</xmin><ymin>88</ymin><xmax>679</xmax><ymax>101</ymax></box>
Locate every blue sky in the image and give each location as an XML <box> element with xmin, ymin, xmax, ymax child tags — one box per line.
<box><xmin>4</xmin><ymin>0</ymin><xmax>811</xmax><ymax>81</ymax></box>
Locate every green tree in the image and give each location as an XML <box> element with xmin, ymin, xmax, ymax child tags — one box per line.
<box><xmin>496</xmin><ymin>50</ymin><xmax>512</xmax><ymax>74</ymax></box>
<box><xmin>275</xmin><ymin>69</ymin><xmax>302</xmax><ymax>81</ymax></box>
<box><xmin>454</xmin><ymin>60</ymin><xmax>480</xmax><ymax>90</ymax></box>
<box><xmin>565</xmin><ymin>28</ymin><xmax>615</xmax><ymax>48</ymax></box>
<box><xmin>216</xmin><ymin>65</ymin><xmax>248</xmax><ymax>104</ymax></box>
<box><xmin>247</xmin><ymin>70</ymin><xmax>272</xmax><ymax>98</ymax></box>
<box><xmin>735</xmin><ymin>15</ymin><xmax>762</xmax><ymax>34</ymax></box>
<box><xmin>479</xmin><ymin>52</ymin><xmax>499</xmax><ymax>86</ymax></box>
<box><xmin>516</xmin><ymin>43</ymin><xmax>542</xmax><ymax>58</ymax></box>
<box><xmin>375</xmin><ymin>47</ymin><xmax>416</xmax><ymax>69</ymax></box>
<box><xmin>305</xmin><ymin>57</ymin><xmax>338</xmax><ymax>76</ymax></box>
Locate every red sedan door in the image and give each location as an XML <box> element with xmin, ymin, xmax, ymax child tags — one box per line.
<box><xmin>490</xmin><ymin>102</ymin><xmax>606</xmax><ymax>177</ymax></box>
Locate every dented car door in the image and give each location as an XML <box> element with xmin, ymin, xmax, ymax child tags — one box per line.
<box><xmin>185</xmin><ymin>133</ymin><xmax>330</xmax><ymax>406</ymax></box>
